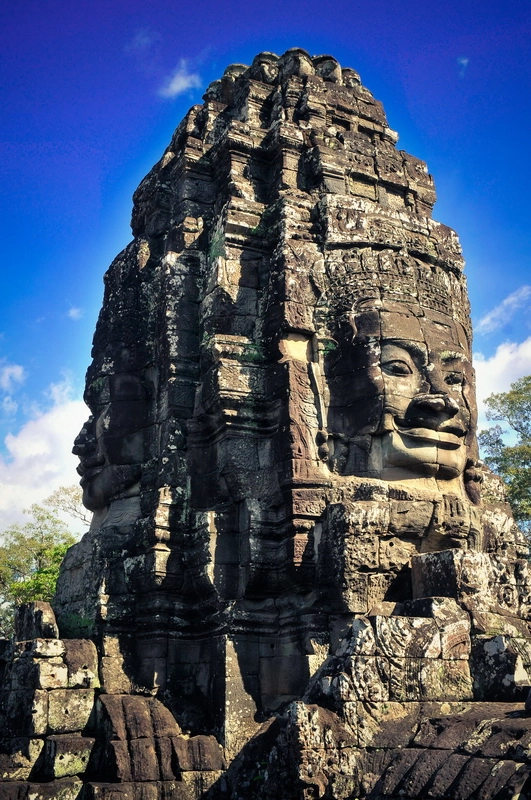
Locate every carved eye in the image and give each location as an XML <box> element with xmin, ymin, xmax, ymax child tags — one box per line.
<box><xmin>382</xmin><ymin>360</ymin><xmax>413</xmax><ymax>376</ymax></box>
<box><xmin>445</xmin><ymin>372</ymin><xmax>464</xmax><ymax>386</ymax></box>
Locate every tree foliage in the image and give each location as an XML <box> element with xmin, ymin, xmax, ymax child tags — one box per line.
<box><xmin>0</xmin><ymin>489</ymin><xmax>80</xmax><ymax>638</ymax></box>
<box><xmin>478</xmin><ymin>375</ymin><xmax>531</xmax><ymax>533</ymax></box>
<box><xmin>42</xmin><ymin>484</ymin><xmax>91</xmax><ymax>525</ymax></box>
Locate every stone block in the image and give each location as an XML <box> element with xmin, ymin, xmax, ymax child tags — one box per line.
<box><xmin>15</xmin><ymin>602</ymin><xmax>59</xmax><ymax>641</ymax></box>
<box><xmin>121</xmin><ymin>696</ymin><xmax>155</xmax><ymax>740</ymax></box>
<box><xmin>388</xmin><ymin>499</ymin><xmax>434</xmax><ymax>536</ymax></box>
<box><xmin>462</xmin><ymin>716</ymin><xmax>531</xmax><ymax>759</ymax></box>
<box><xmin>63</xmin><ymin>640</ymin><xmax>100</xmax><ymax>688</ymax></box>
<box><xmin>390</xmin><ymin>748</ymin><xmax>451</xmax><ymax>797</ymax></box>
<box><xmin>373</xmin><ymin>615</ymin><xmax>441</xmax><ymax>659</ymax></box>
<box><xmin>154</xmin><ymin>737</ymin><xmax>176</xmax><ymax>780</ymax></box>
<box><xmin>148</xmin><ymin>698</ymin><xmax>182</xmax><ymax>737</ymax></box>
<box><xmin>171</xmin><ymin>735</ymin><xmax>226</xmax><ymax>773</ymax></box>
<box><xmin>33</xmin><ymin>658</ymin><xmax>69</xmax><ymax>690</ymax></box>
<box><xmin>477</xmin><ymin>760</ymin><xmax>531</xmax><ymax>800</ymax></box>
<box><xmin>83</xmin><ymin>783</ymin><xmax>188</xmax><ymax>800</ymax></box>
<box><xmin>179</xmin><ymin>771</ymin><xmax>224</xmax><ymax>796</ymax></box>
<box><xmin>100</xmin><ymin>657</ymin><xmax>132</xmax><ymax>694</ymax></box>
<box><xmin>439</xmin><ymin>619</ymin><xmax>471</xmax><ymax>661</ymax></box>
<box><xmin>469</xmin><ymin>609</ymin><xmax>531</xmax><ymax>639</ymax></box>
<box><xmin>401</xmin><ymin>597</ymin><xmax>471</xmax><ymax>660</ymax></box>
<box><xmin>14</xmin><ymin>639</ymin><xmax>65</xmax><ymax>659</ymax></box>
<box><xmin>48</xmin><ymin>689</ymin><xmax>95</xmax><ymax>734</ymax></box>
<box><xmin>8</xmin><ymin>657</ymin><xmax>39</xmax><ymax>691</ymax></box>
<box><xmin>471</xmin><ymin>636</ymin><xmax>531</xmax><ymax>700</ymax></box>
<box><xmin>41</xmin><ymin>734</ymin><xmax>95</xmax><ymax>779</ymax></box>
<box><xmin>3</xmin><ymin>777</ymin><xmax>83</xmax><ymax>799</ymax></box>
<box><xmin>83</xmin><ymin>785</ymin><xmax>136</xmax><ymax>800</ymax></box>
<box><xmin>388</xmin><ymin>658</ymin><xmax>473</xmax><ymax>702</ymax></box>
<box><xmin>336</xmin><ymin>617</ymin><xmax>377</xmax><ymax>657</ymax></box>
<box><xmin>108</xmin><ymin>739</ymin><xmax>132</xmax><ymax>781</ymax></box>
<box><xmin>334</xmin><ymin>657</ymin><xmax>389</xmax><ymax>703</ymax></box>
<box><xmin>378</xmin><ymin>535</ymin><xmax>417</xmax><ymax>572</ymax></box>
<box><xmin>97</xmin><ymin>695</ymin><xmax>127</xmax><ymax>741</ymax></box>
<box><xmin>348</xmin><ymin>701</ymin><xmax>426</xmax><ymax>749</ymax></box>
<box><xmin>3</xmin><ymin>689</ymin><xmax>48</xmax><ymax>737</ymax></box>
<box><xmin>129</xmin><ymin>737</ymin><xmax>160</xmax><ymax>781</ymax></box>
<box><xmin>0</xmin><ymin>737</ymin><xmax>44</xmax><ymax>781</ymax></box>
<box><xmin>411</xmin><ymin>550</ymin><xmax>493</xmax><ymax>605</ymax></box>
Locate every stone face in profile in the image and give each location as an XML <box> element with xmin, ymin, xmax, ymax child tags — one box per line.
<box><xmin>74</xmin><ymin>373</ymin><xmax>150</xmax><ymax>512</ymax></box>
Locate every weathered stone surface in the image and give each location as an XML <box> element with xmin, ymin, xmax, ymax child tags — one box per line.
<box><xmin>0</xmin><ymin>777</ymin><xmax>83</xmax><ymax>799</ymax></box>
<box><xmin>1</xmin><ymin>47</ymin><xmax>529</xmax><ymax>799</ymax></box>
<box><xmin>0</xmin><ymin>737</ymin><xmax>44</xmax><ymax>781</ymax></box>
<box><xmin>48</xmin><ymin>689</ymin><xmax>95</xmax><ymax>734</ymax></box>
<box><xmin>63</xmin><ymin>640</ymin><xmax>100</xmax><ymax>688</ymax></box>
<box><xmin>41</xmin><ymin>734</ymin><xmax>95</xmax><ymax>779</ymax></box>
<box><xmin>15</xmin><ymin>602</ymin><xmax>59</xmax><ymax>641</ymax></box>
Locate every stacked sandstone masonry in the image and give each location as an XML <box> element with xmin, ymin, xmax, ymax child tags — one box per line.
<box><xmin>2</xmin><ymin>48</ymin><xmax>531</xmax><ymax>799</ymax></box>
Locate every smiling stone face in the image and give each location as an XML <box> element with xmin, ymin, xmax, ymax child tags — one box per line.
<box><xmin>375</xmin><ymin>335</ymin><xmax>473</xmax><ymax>480</ymax></box>
<box><xmin>326</xmin><ymin>301</ymin><xmax>477</xmax><ymax>485</ymax></box>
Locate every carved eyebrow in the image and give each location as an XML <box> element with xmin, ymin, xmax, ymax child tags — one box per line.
<box><xmin>440</xmin><ymin>350</ymin><xmax>467</xmax><ymax>364</ymax></box>
<box><xmin>381</xmin><ymin>339</ymin><xmax>427</xmax><ymax>361</ymax></box>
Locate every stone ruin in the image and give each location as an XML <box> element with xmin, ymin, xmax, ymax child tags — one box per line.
<box><xmin>2</xmin><ymin>47</ymin><xmax>531</xmax><ymax>799</ymax></box>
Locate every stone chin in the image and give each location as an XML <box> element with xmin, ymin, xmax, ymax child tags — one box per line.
<box><xmin>377</xmin><ymin>426</ymin><xmax>468</xmax><ymax>481</ymax></box>
<box><xmin>80</xmin><ymin>464</ymin><xmax>142</xmax><ymax>512</ymax></box>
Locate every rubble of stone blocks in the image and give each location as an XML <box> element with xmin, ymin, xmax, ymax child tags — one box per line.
<box><xmin>212</xmin><ymin>549</ymin><xmax>531</xmax><ymax>798</ymax></box>
<box><xmin>0</xmin><ymin>604</ymin><xmax>225</xmax><ymax>799</ymax></box>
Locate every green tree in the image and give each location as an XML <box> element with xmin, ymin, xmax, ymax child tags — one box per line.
<box><xmin>43</xmin><ymin>484</ymin><xmax>91</xmax><ymax>525</ymax></box>
<box><xmin>0</xmin><ymin>491</ymin><xmax>79</xmax><ymax>638</ymax></box>
<box><xmin>478</xmin><ymin>375</ymin><xmax>531</xmax><ymax>534</ymax></box>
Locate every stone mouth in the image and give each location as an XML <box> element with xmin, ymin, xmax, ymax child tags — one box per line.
<box><xmin>394</xmin><ymin>419</ymin><xmax>466</xmax><ymax>448</ymax></box>
<box><xmin>78</xmin><ymin>463</ymin><xmax>105</xmax><ymax>484</ymax></box>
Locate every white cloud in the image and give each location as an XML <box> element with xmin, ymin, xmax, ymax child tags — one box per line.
<box><xmin>66</xmin><ymin>306</ymin><xmax>85</xmax><ymax>320</ymax></box>
<box><xmin>125</xmin><ymin>29</ymin><xmax>160</xmax><ymax>52</ymax></box>
<box><xmin>0</xmin><ymin>381</ymin><xmax>88</xmax><ymax>532</ymax></box>
<box><xmin>474</xmin><ymin>336</ymin><xmax>531</xmax><ymax>430</ymax></box>
<box><xmin>2</xmin><ymin>396</ymin><xmax>17</xmax><ymax>416</ymax></box>
<box><xmin>457</xmin><ymin>56</ymin><xmax>469</xmax><ymax>77</ymax></box>
<box><xmin>476</xmin><ymin>285</ymin><xmax>531</xmax><ymax>335</ymax></box>
<box><xmin>67</xmin><ymin>306</ymin><xmax>83</xmax><ymax>321</ymax></box>
<box><xmin>159</xmin><ymin>60</ymin><xmax>201</xmax><ymax>98</ymax></box>
<box><xmin>0</xmin><ymin>362</ymin><xmax>25</xmax><ymax>393</ymax></box>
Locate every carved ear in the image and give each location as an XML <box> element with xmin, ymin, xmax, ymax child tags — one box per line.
<box><xmin>464</xmin><ymin>458</ymin><xmax>483</xmax><ymax>505</ymax></box>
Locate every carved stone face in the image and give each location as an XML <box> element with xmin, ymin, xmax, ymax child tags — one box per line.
<box><xmin>374</xmin><ymin>336</ymin><xmax>473</xmax><ymax>480</ymax></box>
<box><xmin>327</xmin><ymin>303</ymin><xmax>476</xmax><ymax>482</ymax></box>
<box><xmin>73</xmin><ymin>374</ymin><xmax>149</xmax><ymax>512</ymax></box>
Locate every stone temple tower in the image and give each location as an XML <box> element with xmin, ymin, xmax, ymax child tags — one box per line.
<box><xmin>2</xmin><ymin>49</ymin><xmax>531</xmax><ymax>800</ymax></box>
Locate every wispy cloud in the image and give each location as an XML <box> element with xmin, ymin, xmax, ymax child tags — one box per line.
<box><xmin>457</xmin><ymin>56</ymin><xmax>469</xmax><ymax>77</ymax></box>
<box><xmin>125</xmin><ymin>29</ymin><xmax>160</xmax><ymax>53</ymax></box>
<box><xmin>0</xmin><ymin>362</ymin><xmax>25</xmax><ymax>393</ymax></box>
<box><xmin>159</xmin><ymin>60</ymin><xmax>202</xmax><ymax>98</ymax></box>
<box><xmin>476</xmin><ymin>285</ymin><xmax>531</xmax><ymax>335</ymax></box>
<box><xmin>2</xmin><ymin>397</ymin><xmax>17</xmax><ymax>416</ymax></box>
<box><xmin>67</xmin><ymin>306</ymin><xmax>84</xmax><ymax>321</ymax></box>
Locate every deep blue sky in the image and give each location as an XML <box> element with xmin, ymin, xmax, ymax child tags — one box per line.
<box><xmin>1</xmin><ymin>0</ymin><xmax>530</xmax><ymax>525</ymax></box>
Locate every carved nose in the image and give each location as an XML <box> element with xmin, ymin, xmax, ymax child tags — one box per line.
<box><xmin>412</xmin><ymin>393</ymin><xmax>459</xmax><ymax>417</ymax></box>
<box><xmin>72</xmin><ymin>419</ymin><xmax>96</xmax><ymax>456</ymax></box>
